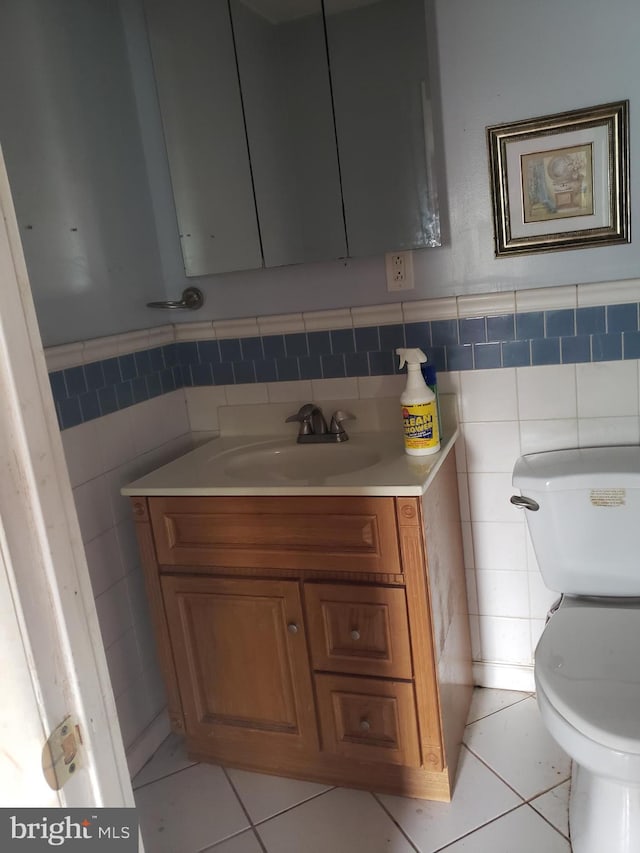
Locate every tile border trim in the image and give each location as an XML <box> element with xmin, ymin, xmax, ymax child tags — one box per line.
<box><xmin>46</xmin><ymin>281</ymin><xmax>640</xmax><ymax>430</ymax></box>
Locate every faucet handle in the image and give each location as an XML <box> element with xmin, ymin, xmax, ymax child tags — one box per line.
<box><xmin>286</xmin><ymin>403</ymin><xmax>314</xmax><ymax>421</ymax></box>
<box><xmin>329</xmin><ymin>410</ymin><xmax>355</xmax><ymax>434</ymax></box>
<box><xmin>285</xmin><ymin>403</ymin><xmax>318</xmax><ymax>435</ymax></box>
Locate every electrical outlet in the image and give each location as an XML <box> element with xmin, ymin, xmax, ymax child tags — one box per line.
<box><xmin>385</xmin><ymin>251</ymin><xmax>414</xmax><ymax>291</ymax></box>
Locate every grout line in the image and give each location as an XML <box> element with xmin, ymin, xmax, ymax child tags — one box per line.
<box><xmin>523</xmin><ymin>801</ymin><xmax>572</xmax><ymax>844</ymax></box>
<box><xmin>431</xmin><ymin>802</ymin><xmax>526</xmax><ymax>853</ymax></box>
<box><xmin>524</xmin><ymin>775</ymin><xmax>571</xmax><ymax>806</ymax></box>
<box><xmin>249</xmin><ymin>826</ymin><xmax>269</xmax><ymax>853</ymax></box>
<box><xmin>221</xmin><ymin>765</ymin><xmax>338</xmax><ymax>830</ymax></box>
<box><xmin>249</xmin><ymin>784</ymin><xmax>338</xmax><ymax>827</ymax></box>
<box><xmin>526</xmin><ymin>775</ymin><xmax>572</xmax><ymax>841</ymax></box>
<box><xmin>369</xmin><ymin>792</ymin><xmax>421</xmax><ymax>853</ymax></box>
<box><xmin>221</xmin><ymin>766</ymin><xmax>259</xmax><ymax>830</ymax></box>
<box><xmin>199</xmin><ymin>825</ymin><xmax>266</xmax><ymax>853</ymax></box>
<box><xmin>132</xmin><ymin>758</ymin><xmax>200</xmax><ymax>793</ymax></box>
<box><xmin>430</xmin><ymin>802</ymin><xmax>566</xmax><ymax>853</ymax></box>
<box><xmin>528</xmin><ymin>800</ymin><xmax>572</xmax><ymax>843</ymax></box>
<box><xmin>464</xmin><ymin>693</ymin><xmax>534</xmax><ymax>727</ymax></box>
<box><xmin>460</xmin><ymin>743</ymin><xmax>527</xmax><ymax>804</ymax></box>
<box><xmin>462</xmin><ymin>738</ymin><xmax>571</xmax><ymax>812</ymax></box>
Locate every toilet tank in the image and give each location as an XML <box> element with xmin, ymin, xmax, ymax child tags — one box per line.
<box><xmin>512</xmin><ymin>446</ymin><xmax>640</xmax><ymax>596</ymax></box>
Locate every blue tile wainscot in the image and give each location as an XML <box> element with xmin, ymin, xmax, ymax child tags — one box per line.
<box><xmin>50</xmin><ymin>302</ymin><xmax>640</xmax><ymax>429</ymax></box>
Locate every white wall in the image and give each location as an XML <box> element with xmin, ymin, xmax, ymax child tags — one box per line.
<box><xmin>5</xmin><ymin>0</ymin><xmax>640</xmax><ymax>346</ymax></box>
<box><xmin>126</xmin><ymin>0</ymin><xmax>640</xmax><ymax>324</ymax></box>
<box><xmin>428</xmin><ymin>0</ymin><xmax>640</xmax><ymax>295</ymax></box>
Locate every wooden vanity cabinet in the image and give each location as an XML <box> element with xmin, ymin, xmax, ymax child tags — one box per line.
<box><xmin>130</xmin><ymin>450</ymin><xmax>472</xmax><ymax>801</ymax></box>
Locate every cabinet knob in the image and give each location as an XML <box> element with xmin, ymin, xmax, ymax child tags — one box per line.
<box><xmin>359</xmin><ymin>719</ymin><xmax>371</xmax><ymax>732</ymax></box>
<box><xmin>350</xmin><ymin>629</ymin><xmax>361</xmax><ymax>641</ymax></box>
<box><xmin>287</xmin><ymin>622</ymin><xmax>299</xmax><ymax>634</ymax></box>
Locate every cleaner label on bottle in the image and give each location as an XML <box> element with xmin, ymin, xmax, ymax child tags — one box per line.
<box><xmin>401</xmin><ymin>402</ymin><xmax>439</xmax><ymax>450</ymax></box>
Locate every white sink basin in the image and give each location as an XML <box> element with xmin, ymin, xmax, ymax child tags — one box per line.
<box><xmin>222</xmin><ymin>441</ymin><xmax>381</xmax><ymax>483</ymax></box>
<box><xmin>120</xmin><ymin>429</ymin><xmax>452</xmax><ymax>496</ymax></box>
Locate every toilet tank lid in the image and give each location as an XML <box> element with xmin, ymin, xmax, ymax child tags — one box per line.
<box><xmin>513</xmin><ymin>445</ymin><xmax>640</xmax><ymax>490</ymax></box>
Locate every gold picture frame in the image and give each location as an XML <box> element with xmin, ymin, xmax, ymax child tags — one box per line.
<box><xmin>487</xmin><ymin>100</ymin><xmax>630</xmax><ymax>257</ymax></box>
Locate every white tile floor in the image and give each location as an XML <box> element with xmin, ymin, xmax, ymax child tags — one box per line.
<box><xmin>133</xmin><ymin>689</ymin><xmax>572</xmax><ymax>852</ymax></box>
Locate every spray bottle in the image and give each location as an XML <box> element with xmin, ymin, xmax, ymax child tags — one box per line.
<box><xmin>396</xmin><ymin>348</ymin><xmax>440</xmax><ymax>456</ymax></box>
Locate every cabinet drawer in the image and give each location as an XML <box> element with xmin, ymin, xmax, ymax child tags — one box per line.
<box><xmin>149</xmin><ymin>496</ymin><xmax>401</xmax><ymax>574</ymax></box>
<box><xmin>316</xmin><ymin>673</ymin><xmax>420</xmax><ymax>767</ymax></box>
<box><xmin>305</xmin><ymin>583</ymin><xmax>412</xmax><ymax>679</ymax></box>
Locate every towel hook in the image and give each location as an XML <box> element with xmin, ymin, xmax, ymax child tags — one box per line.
<box><xmin>147</xmin><ymin>287</ymin><xmax>204</xmax><ymax>310</ymax></box>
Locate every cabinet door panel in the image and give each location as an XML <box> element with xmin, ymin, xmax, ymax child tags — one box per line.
<box><xmin>325</xmin><ymin>0</ymin><xmax>440</xmax><ymax>256</ymax></box>
<box><xmin>305</xmin><ymin>583</ymin><xmax>412</xmax><ymax>679</ymax></box>
<box><xmin>230</xmin><ymin>0</ymin><xmax>347</xmax><ymax>267</ymax></box>
<box><xmin>161</xmin><ymin>575</ymin><xmax>317</xmax><ymax>751</ymax></box>
<box><xmin>144</xmin><ymin>0</ymin><xmax>262</xmax><ymax>275</ymax></box>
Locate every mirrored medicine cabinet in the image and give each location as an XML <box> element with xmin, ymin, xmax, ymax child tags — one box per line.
<box><xmin>144</xmin><ymin>0</ymin><xmax>441</xmax><ymax>277</ymax></box>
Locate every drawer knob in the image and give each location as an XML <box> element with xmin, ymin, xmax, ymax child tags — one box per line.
<box><xmin>287</xmin><ymin>622</ymin><xmax>299</xmax><ymax>635</ymax></box>
<box><xmin>350</xmin><ymin>629</ymin><xmax>361</xmax><ymax>641</ymax></box>
<box><xmin>359</xmin><ymin>719</ymin><xmax>371</xmax><ymax>732</ymax></box>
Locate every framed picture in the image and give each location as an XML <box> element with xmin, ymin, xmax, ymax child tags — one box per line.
<box><xmin>487</xmin><ymin>100</ymin><xmax>630</xmax><ymax>257</ymax></box>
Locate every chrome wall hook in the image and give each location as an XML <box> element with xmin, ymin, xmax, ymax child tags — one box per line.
<box><xmin>147</xmin><ymin>287</ymin><xmax>204</xmax><ymax>310</ymax></box>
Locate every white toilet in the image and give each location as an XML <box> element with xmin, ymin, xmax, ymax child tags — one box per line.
<box><xmin>512</xmin><ymin>446</ymin><xmax>640</xmax><ymax>853</ymax></box>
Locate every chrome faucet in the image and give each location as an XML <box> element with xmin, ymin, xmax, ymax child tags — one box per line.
<box><xmin>286</xmin><ymin>404</ymin><xmax>355</xmax><ymax>443</ymax></box>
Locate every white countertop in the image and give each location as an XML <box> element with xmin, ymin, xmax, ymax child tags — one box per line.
<box><xmin>121</xmin><ymin>429</ymin><xmax>459</xmax><ymax>497</ymax></box>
